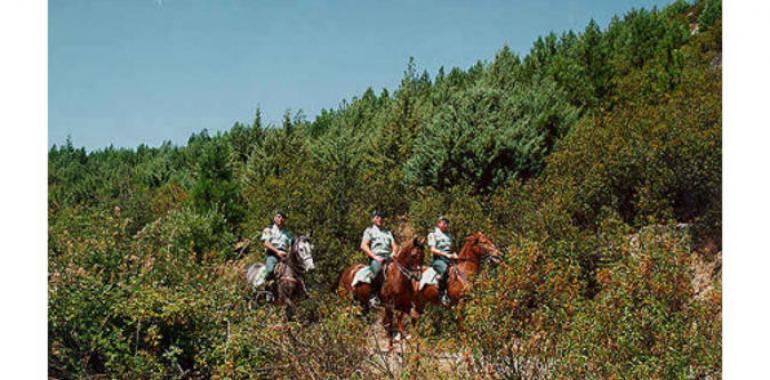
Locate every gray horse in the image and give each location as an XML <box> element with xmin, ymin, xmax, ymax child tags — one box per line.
<box><xmin>245</xmin><ymin>235</ymin><xmax>315</xmax><ymax>319</ymax></box>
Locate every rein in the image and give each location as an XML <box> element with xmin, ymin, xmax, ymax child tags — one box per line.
<box><xmin>386</xmin><ymin>258</ymin><xmax>421</xmax><ymax>282</ymax></box>
<box><xmin>448</xmin><ymin>251</ymin><xmax>497</xmax><ymax>283</ymax></box>
<box><xmin>277</xmin><ymin>241</ymin><xmax>308</xmax><ymax>280</ymax></box>
<box><xmin>279</xmin><ymin>275</ymin><xmax>300</xmax><ymax>284</ymax></box>
<box><xmin>287</xmin><ymin>240</ymin><xmax>311</xmax><ymax>273</ymax></box>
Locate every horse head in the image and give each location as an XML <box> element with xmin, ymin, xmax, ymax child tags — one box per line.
<box><xmin>292</xmin><ymin>235</ymin><xmax>315</xmax><ymax>272</ymax></box>
<box><xmin>464</xmin><ymin>231</ymin><xmax>503</xmax><ymax>265</ymax></box>
<box><xmin>397</xmin><ymin>236</ymin><xmax>425</xmax><ymax>269</ymax></box>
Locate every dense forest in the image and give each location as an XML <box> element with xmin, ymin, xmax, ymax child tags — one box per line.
<box><xmin>49</xmin><ymin>1</ymin><xmax>722</xmax><ymax>378</ymax></box>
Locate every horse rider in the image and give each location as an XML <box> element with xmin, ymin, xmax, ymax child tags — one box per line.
<box><xmin>360</xmin><ymin>209</ymin><xmax>399</xmax><ymax>308</ymax></box>
<box><xmin>261</xmin><ymin>209</ymin><xmax>293</xmax><ymax>284</ymax></box>
<box><xmin>428</xmin><ymin>215</ymin><xmax>457</xmax><ymax>306</ymax></box>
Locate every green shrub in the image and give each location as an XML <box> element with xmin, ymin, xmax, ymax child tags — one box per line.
<box><xmin>463</xmin><ymin>223</ymin><xmax>720</xmax><ymax>379</ymax></box>
<box><xmin>405</xmin><ymin>80</ymin><xmax>579</xmax><ymax>193</ymax></box>
<box><xmin>541</xmin><ymin>48</ymin><xmax>721</xmax><ymax>245</ymax></box>
<box><xmin>555</xmin><ymin>225</ymin><xmax>721</xmax><ymax>379</ymax></box>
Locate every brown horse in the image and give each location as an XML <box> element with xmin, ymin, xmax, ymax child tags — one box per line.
<box><xmin>413</xmin><ymin>232</ymin><xmax>501</xmax><ymax>327</ymax></box>
<box><xmin>336</xmin><ymin>237</ymin><xmax>425</xmax><ymax>347</ymax></box>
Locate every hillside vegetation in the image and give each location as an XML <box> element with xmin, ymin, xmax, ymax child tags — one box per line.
<box><xmin>49</xmin><ymin>1</ymin><xmax>721</xmax><ymax>378</ymax></box>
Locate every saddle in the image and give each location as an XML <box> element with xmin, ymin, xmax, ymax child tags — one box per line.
<box><xmin>351</xmin><ymin>262</ymin><xmax>390</xmax><ymax>287</ymax></box>
<box><xmin>250</xmin><ymin>261</ymin><xmax>304</xmax><ymax>289</ymax></box>
<box><xmin>418</xmin><ymin>267</ymin><xmax>440</xmax><ymax>290</ymax></box>
<box><xmin>351</xmin><ymin>266</ymin><xmax>374</xmax><ymax>287</ymax></box>
<box><xmin>419</xmin><ymin>265</ymin><xmax>462</xmax><ymax>290</ymax></box>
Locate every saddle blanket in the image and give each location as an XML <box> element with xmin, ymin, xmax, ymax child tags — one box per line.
<box><xmin>419</xmin><ymin>267</ymin><xmax>440</xmax><ymax>290</ymax></box>
<box><xmin>247</xmin><ymin>264</ymin><xmax>267</xmax><ymax>288</ymax></box>
<box><xmin>351</xmin><ymin>266</ymin><xmax>374</xmax><ymax>287</ymax></box>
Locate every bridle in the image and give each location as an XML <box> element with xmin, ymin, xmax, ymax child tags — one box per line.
<box><xmin>385</xmin><ymin>251</ymin><xmax>422</xmax><ymax>282</ymax></box>
<box><xmin>447</xmin><ymin>241</ymin><xmax>501</xmax><ymax>281</ymax></box>
<box><xmin>278</xmin><ymin>238</ymin><xmax>313</xmax><ymax>277</ymax></box>
<box><xmin>393</xmin><ymin>260</ymin><xmax>422</xmax><ymax>282</ymax></box>
<box><xmin>277</xmin><ymin>238</ymin><xmax>313</xmax><ymax>296</ymax></box>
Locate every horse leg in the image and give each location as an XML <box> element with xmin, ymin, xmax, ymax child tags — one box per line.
<box><xmin>412</xmin><ymin>292</ymin><xmax>427</xmax><ymax>324</ymax></box>
<box><xmin>285</xmin><ymin>300</ymin><xmax>295</xmax><ymax>321</ymax></box>
<box><xmin>454</xmin><ymin>298</ymin><xmax>466</xmax><ymax>334</ymax></box>
<box><xmin>455</xmin><ymin>309</ymin><xmax>464</xmax><ymax>333</ymax></box>
<box><xmin>383</xmin><ymin>307</ymin><xmax>395</xmax><ymax>351</ymax></box>
<box><xmin>280</xmin><ymin>283</ymin><xmax>296</xmax><ymax>321</ymax></box>
<box><xmin>409</xmin><ymin>303</ymin><xmax>421</xmax><ymax>331</ymax></box>
<box><xmin>354</xmin><ymin>284</ymin><xmax>371</xmax><ymax>315</ymax></box>
<box><xmin>397</xmin><ymin>311</ymin><xmax>409</xmax><ymax>341</ymax></box>
<box><xmin>360</xmin><ymin>298</ymin><xmax>370</xmax><ymax>315</ymax></box>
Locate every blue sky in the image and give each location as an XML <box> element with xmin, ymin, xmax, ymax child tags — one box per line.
<box><xmin>49</xmin><ymin>0</ymin><xmax>672</xmax><ymax>150</ymax></box>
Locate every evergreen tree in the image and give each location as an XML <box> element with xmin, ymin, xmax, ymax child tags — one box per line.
<box><xmin>190</xmin><ymin>138</ymin><xmax>244</xmax><ymax>233</ymax></box>
<box><xmin>405</xmin><ymin>79</ymin><xmax>579</xmax><ymax>193</ymax></box>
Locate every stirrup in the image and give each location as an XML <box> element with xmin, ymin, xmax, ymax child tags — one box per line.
<box><xmin>440</xmin><ymin>293</ymin><xmax>451</xmax><ymax>306</ymax></box>
<box><xmin>369</xmin><ymin>297</ymin><xmax>381</xmax><ymax>308</ymax></box>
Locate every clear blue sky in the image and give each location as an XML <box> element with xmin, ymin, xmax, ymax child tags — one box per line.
<box><xmin>50</xmin><ymin>0</ymin><xmax>672</xmax><ymax>150</ymax></box>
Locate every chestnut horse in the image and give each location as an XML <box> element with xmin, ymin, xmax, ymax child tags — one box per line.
<box><xmin>413</xmin><ymin>232</ymin><xmax>501</xmax><ymax>327</ymax></box>
<box><xmin>336</xmin><ymin>237</ymin><xmax>425</xmax><ymax>347</ymax></box>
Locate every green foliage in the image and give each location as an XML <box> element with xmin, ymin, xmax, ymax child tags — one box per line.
<box><xmin>49</xmin><ymin>2</ymin><xmax>720</xmax><ymax>377</ymax></box>
<box><xmin>556</xmin><ymin>225</ymin><xmax>721</xmax><ymax>379</ymax></box>
<box><xmin>464</xmin><ymin>223</ymin><xmax>720</xmax><ymax>379</ymax></box>
<box><xmin>542</xmin><ymin>36</ymin><xmax>721</xmax><ymax>242</ymax></box>
<box><xmin>405</xmin><ymin>79</ymin><xmax>579</xmax><ymax>192</ymax></box>
<box><xmin>190</xmin><ymin>137</ymin><xmax>245</xmax><ymax>234</ymax></box>
<box><xmin>697</xmin><ymin>0</ymin><xmax>721</xmax><ymax>32</ymax></box>
<box><xmin>409</xmin><ymin>186</ymin><xmax>493</xmax><ymax>241</ymax></box>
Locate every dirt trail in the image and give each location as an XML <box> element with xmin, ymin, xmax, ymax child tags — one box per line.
<box><xmin>362</xmin><ymin>313</ymin><xmax>472</xmax><ymax>377</ymax></box>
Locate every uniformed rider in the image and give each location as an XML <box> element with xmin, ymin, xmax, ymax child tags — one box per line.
<box><xmin>428</xmin><ymin>215</ymin><xmax>456</xmax><ymax>306</ymax></box>
<box><xmin>360</xmin><ymin>209</ymin><xmax>399</xmax><ymax>308</ymax></box>
<box><xmin>260</xmin><ymin>209</ymin><xmax>293</xmax><ymax>283</ymax></box>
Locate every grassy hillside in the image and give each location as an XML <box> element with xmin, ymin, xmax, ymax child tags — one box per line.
<box><xmin>49</xmin><ymin>1</ymin><xmax>721</xmax><ymax>378</ymax></box>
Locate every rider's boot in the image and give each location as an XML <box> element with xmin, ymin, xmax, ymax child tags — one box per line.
<box><xmin>264</xmin><ymin>269</ymin><xmax>277</xmax><ymax>302</ymax></box>
<box><xmin>368</xmin><ymin>271</ymin><xmax>383</xmax><ymax>308</ymax></box>
<box><xmin>368</xmin><ymin>294</ymin><xmax>381</xmax><ymax>308</ymax></box>
<box><xmin>438</xmin><ymin>276</ymin><xmax>451</xmax><ymax>306</ymax></box>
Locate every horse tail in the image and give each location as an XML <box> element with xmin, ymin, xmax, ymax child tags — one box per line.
<box><xmin>331</xmin><ymin>268</ymin><xmax>345</xmax><ymax>294</ymax></box>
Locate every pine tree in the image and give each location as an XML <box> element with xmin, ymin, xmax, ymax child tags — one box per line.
<box><xmin>405</xmin><ymin>79</ymin><xmax>579</xmax><ymax>193</ymax></box>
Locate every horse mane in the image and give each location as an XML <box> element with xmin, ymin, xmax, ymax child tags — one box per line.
<box><xmin>285</xmin><ymin>234</ymin><xmax>314</xmax><ymax>274</ymax></box>
<box><xmin>396</xmin><ymin>236</ymin><xmax>424</xmax><ymax>267</ymax></box>
<box><xmin>398</xmin><ymin>237</ymin><xmax>413</xmax><ymax>251</ymax></box>
<box><xmin>286</xmin><ymin>236</ymin><xmax>307</xmax><ymax>272</ymax></box>
<box><xmin>459</xmin><ymin>232</ymin><xmax>484</xmax><ymax>259</ymax></box>
<box><xmin>463</xmin><ymin>231</ymin><xmax>483</xmax><ymax>243</ymax></box>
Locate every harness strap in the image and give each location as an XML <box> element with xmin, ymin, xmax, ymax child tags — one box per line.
<box><xmin>279</xmin><ymin>276</ymin><xmax>300</xmax><ymax>284</ymax></box>
<box><xmin>449</xmin><ymin>251</ymin><xmax>495</xmax><ymax>282</ymax></box>
<box><xmin>391</xmin><ymin>260</ymin><xmax>421</xmax><ymax>281</ymax></box>
<box><xmin>449</xmin><ymin>261</ymin><xmax>469</xmax><ymax>284</ymax></box>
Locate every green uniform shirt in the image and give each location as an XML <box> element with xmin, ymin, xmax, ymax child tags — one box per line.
<box><xmin>260</xmin><ymin>224</ymin><xmax>293</xmax><ymax>252</ymax></box>
<box><xmin>362</xmin><ymin>225</ymin><xmax>395</xmax><ymax>257</ymax></box>
<box><xmin>428</xmin><ymin>227</ymin><xmax>453</xmax><ymax>260</ymax></box>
